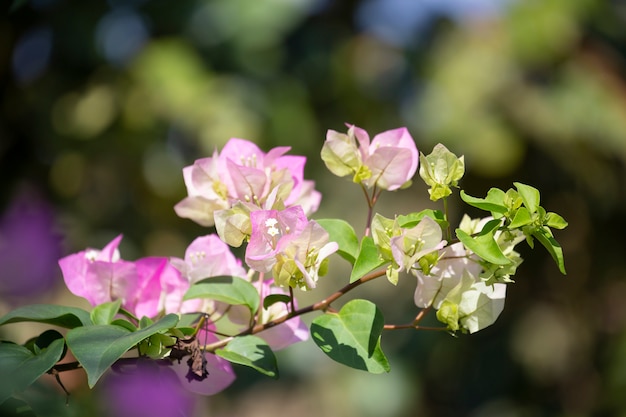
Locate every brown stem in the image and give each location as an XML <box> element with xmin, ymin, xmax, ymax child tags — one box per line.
<box><xmin>202</xmin><ymin>268</ymin><xmax>388</xmax><ymax>352</ymax></box>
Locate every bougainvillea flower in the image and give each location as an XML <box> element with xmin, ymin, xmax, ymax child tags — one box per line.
<box><xmin>174</xmin><ymin>138</ymin><xmax>321</xmax><ymax>228</ymax></box>
<box><xmin>390</xmin><ymin>216</ymin><xmax>446</xmax><ymax>275</ymax></box>
<box><xmin>245</xmin><ymin>206</ymin><xmax>338</xmax><ymax>289</ymax></box>
<box><xmin>58</xmin><ymin>235</ymin><xmax>189</xmax><ymax>319</ymax></box>
<box><xmin>321</xmin><ymin>124</ymin><xmax>419</xmax><ymax>191</ymax></box>
<box><xmin>169</xmin><ymin>234</ymin><xmax>249</xmax><ymax>315</ymax></box>
<box><xmin>58</xmin><ymin>235</ymin><xmax>135</xmax><ymax>307</ymax></box>
<box><xmin>435</xmin><ymin>270</ymin><xmax>506</xmax><ymax>333</ymax></box>
<box><xmin>413</xmin><ymin>242</ymin><xmax>481</xmax><ymax>309</ymax></box>
<box><xmin>170</xmin><ymin>234</ymin><xmax>247</xmax><ymax>284</ymax></box>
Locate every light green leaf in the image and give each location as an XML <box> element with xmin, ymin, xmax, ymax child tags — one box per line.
<box><xmin>0</xmin><ymin>338</ymin><xmax>65</xmax><ymax>404</ymax></box>
<box><xmin>508</xmin><ymin>207</ymin><xmax>533</xmax><ymax>229</ymax></box>
<box><xmin>460</xmin><ymin>188</ymin><xmax>508</xmax><ymax>216</ymax></box>
<box><xmin>310</xmin><ymin>299</ymin><xmax>389</xmax><ymax>374</ymax></box>
<box><xmin>396</xmin><ymin>209</ymin><xmax>448</xmax><ymax>230</ymax></box>
<box><xmin>317</xmin><ymin>218</ymin><xmax>359</xmax><ymax>264</ymax></box>
<box><xmin>184</xmin><ymin>276</ymin><xmax>260</xmax><ymax>314</ymax></box>
<box><xmin>534</xmin><ymin>227</ymin><xmax>567</xmax><ymax>274</ymax></box>
<box><xmin>216</xmin><ymin>335</ymin><xmax>278</xmax><ymax>378</ymax></box>
<box><xmin>350</xmin><ymin>236</ymin><xmax>386</xmax><ymax>283</ymax></box>
<box><xmin>0</xmin><ymin>304</ymin><xmax>92</xmax><ymax>329</ymax></box>
<box><xmin>514</xmin><ymin>182</ymin><xmax>540</xmax><ymax>214</ymax></box>
<box><xmin>545</xmin><ymin>212</ymin><xmax>568</xmax><ymax>230</ymax></box>
<box><xmin>90</xmin><ymin>300</ymin><xmax>122</xmax><ymax>325</ymax></box>
<box><xmin>66</xmin><ymin>314</ymin><xmax>179</xmax><ymax>387</ymax></box>
<box><xmin>456</xmin><ymin>227</ymin><xmax>511</xmax><ymax>266</ymax></box>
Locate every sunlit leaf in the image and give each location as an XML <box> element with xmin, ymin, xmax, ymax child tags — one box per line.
<box><xmin>396</xmin><ymin>209</ymin><xmax>448</xmax><ymax>230</ymax></box>
<box><xmin>216</xmin><ymin>335</ymin><xmax>278</xmax><ymax>378</ymax></box>
<box><xmin>317</xmin><ymin>218</ymin><xmax>359</xmax><ymax>264</ymax></box>
<box><xmin>545</xmin><ymin>212</ymin><xmax>568</xmax><ymax>229</ymax></box>
<box><xmin>456</xmin><ymin>227</ymin><xmax>511</xmax><ymax>266</ymax></box>
<box><xmin>310</xmin><ymin>299</ymin><xmax>389</xmax><ymax>374</ymax></box>
<box><xmin>508</xmin><ymin>207</ymin><xmax>533</xmax><ymax>229</ymax></box>
<box><xmin>534</xmin><ymin>227</ymin><xmax>567</xmax><ymax>274</ymax></box>
<box><xmin>350</xmin><ymin>236</ymin><xmax>386</xmax><ymax>283</ymax></box>
<box><xmin>460</xmin><ymin>188</ymin><xmax>508</xmax><ymax>216</ymax></box>
<box><xmin>514</xmin><ymin>182</ymin><xmax>540</xmax><ymax>214</ymax></box>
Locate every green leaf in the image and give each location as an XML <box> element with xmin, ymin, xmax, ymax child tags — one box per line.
<box><xmin>66</xmin><ymin>314</ymin><xmax>179</xmax><ymax>387</ymax></box>
<box><xmin>263</xmin><ymin>294</ymin><xmax>291</xmax><ymax>310</ymax></box>
<box><xmin>514</xmin><ymin>182</ymin><xmax>540</xmax><ymax>214</ymax></box>
<box><xmin>0</xmin><ymin>338</ymin><xmax>65</xmax><ymax>404</ymax></box>
<box><xmin>349</xmin><ymin>236</ymin><xmax>386</xmax><ymax>283</ymax></box>
<box><xmin>310</xmin><ymin>299</ymin><xmax>389</xmax><ymax>374</ymax></box>
<box><xmin>216</xmin><ymin>335</ymin><xmax>278</xmax><ymax>378</ymax></box>
<box><xmin>184</xmin><ymin>276</ymin><xmax>260</xmax><ymax>314</ymax></box>
<box><xmin>545</xmin><ymin>212</ymin><xmax>568</xmax><ymax>229</ymax></box>
<box><xmin>317</xmin><ymin>218</ymin><xmax>359</xmax><ymax>264</ymax></box>
<box><xmin>396</xmin><ymin>209</ymin><xmax>449</xmax><ymax>230</ymax></box>
<box><xmin>508</xmin><ymin>207</ymin><xmax>533</xmax><ymax>229</ymax></box>
<box><xmin>90</xmin><ymin>300</ymin><xmax>122</xmax><ymax>325</ymax></box>
<box><xmin>0</xmin><ymin>304</ymin><xmax>92</xmax><ymax>328</ymax></box>
<box><xmin>460</xmin><ymin>188</ymin><xmax>508</xmax><ymax>216</ymax></box>
<box><xmin>456</xmin><ymin>227</ymin><xmax>511</xmax><ymax>266</ymax></box>
<box><xmin>534</xmin><ymin>227</ymin><xmax>567</xmax><ymax>274</ymax></box>
<box><xmin>111</xmin><ymin>319</ymin><xmax>137</xmax><ymax>332</ymax></box>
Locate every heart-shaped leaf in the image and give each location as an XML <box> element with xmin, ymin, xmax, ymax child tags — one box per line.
<box><xmin>66</xmin><ymin>314</ymin><xmax>179</xmax><ymax>387</ymax></box>
<box><xmin>216</xmin><ymin>335</ymin><xmax>278</xmax><ymax>378</ymax></box>
<box><xmin>310</xmin><ymin>299</ymin><xmax>389</xmax><ymax>373</ymax></box>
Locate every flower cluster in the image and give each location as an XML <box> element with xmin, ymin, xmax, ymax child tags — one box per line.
<box><xmin>27</xmin><ymin>123</ymin><xmax>566</xmax><ymax>404</ymax></box>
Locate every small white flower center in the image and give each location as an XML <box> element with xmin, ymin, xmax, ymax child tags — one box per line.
<box><xmin>265</xmin><ymin>218</ymin><xmax>280</xmax><ymax>237</ymax></box>
<box><xmin>85</xmin><ymin>250</ymin><xmax>99</xmax><ymax>262</ymax></box>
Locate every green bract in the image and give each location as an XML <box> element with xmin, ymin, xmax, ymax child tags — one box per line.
<box><xmin>419</xmin><ymin>143</ymin><xmax>465</xmax><ymax>201</ymax></box>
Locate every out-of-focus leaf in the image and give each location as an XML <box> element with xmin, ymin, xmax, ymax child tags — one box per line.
<box><xmin>90</xmin><ymin>299</ymin><xmax>121</xmax><ymax>325</ymax></box>
<box><xmin>0</xmin><ymin>338</ymin><xmax>65</xmax><ymax>404</ymax></box>
<box><xmin>0</xmin><ymin>305</ymin><xmax>92</xmax><ymax>329</ymax></box>
<box><xmin>66</xmin><ymin>314</ymin><xmax>179</xmax><ymax>387</ymax></box>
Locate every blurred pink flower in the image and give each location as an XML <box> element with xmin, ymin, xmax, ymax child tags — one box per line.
<box><xmin>58</xmin><ymin>235</ymin><xmax>188</xmax><ymax>318</ymax></box>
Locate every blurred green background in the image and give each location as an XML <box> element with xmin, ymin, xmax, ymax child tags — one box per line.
<box><xmin>2</xmin><ymin>0</ymin><xmax>626</xmax><ymax>416</ymax></box>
